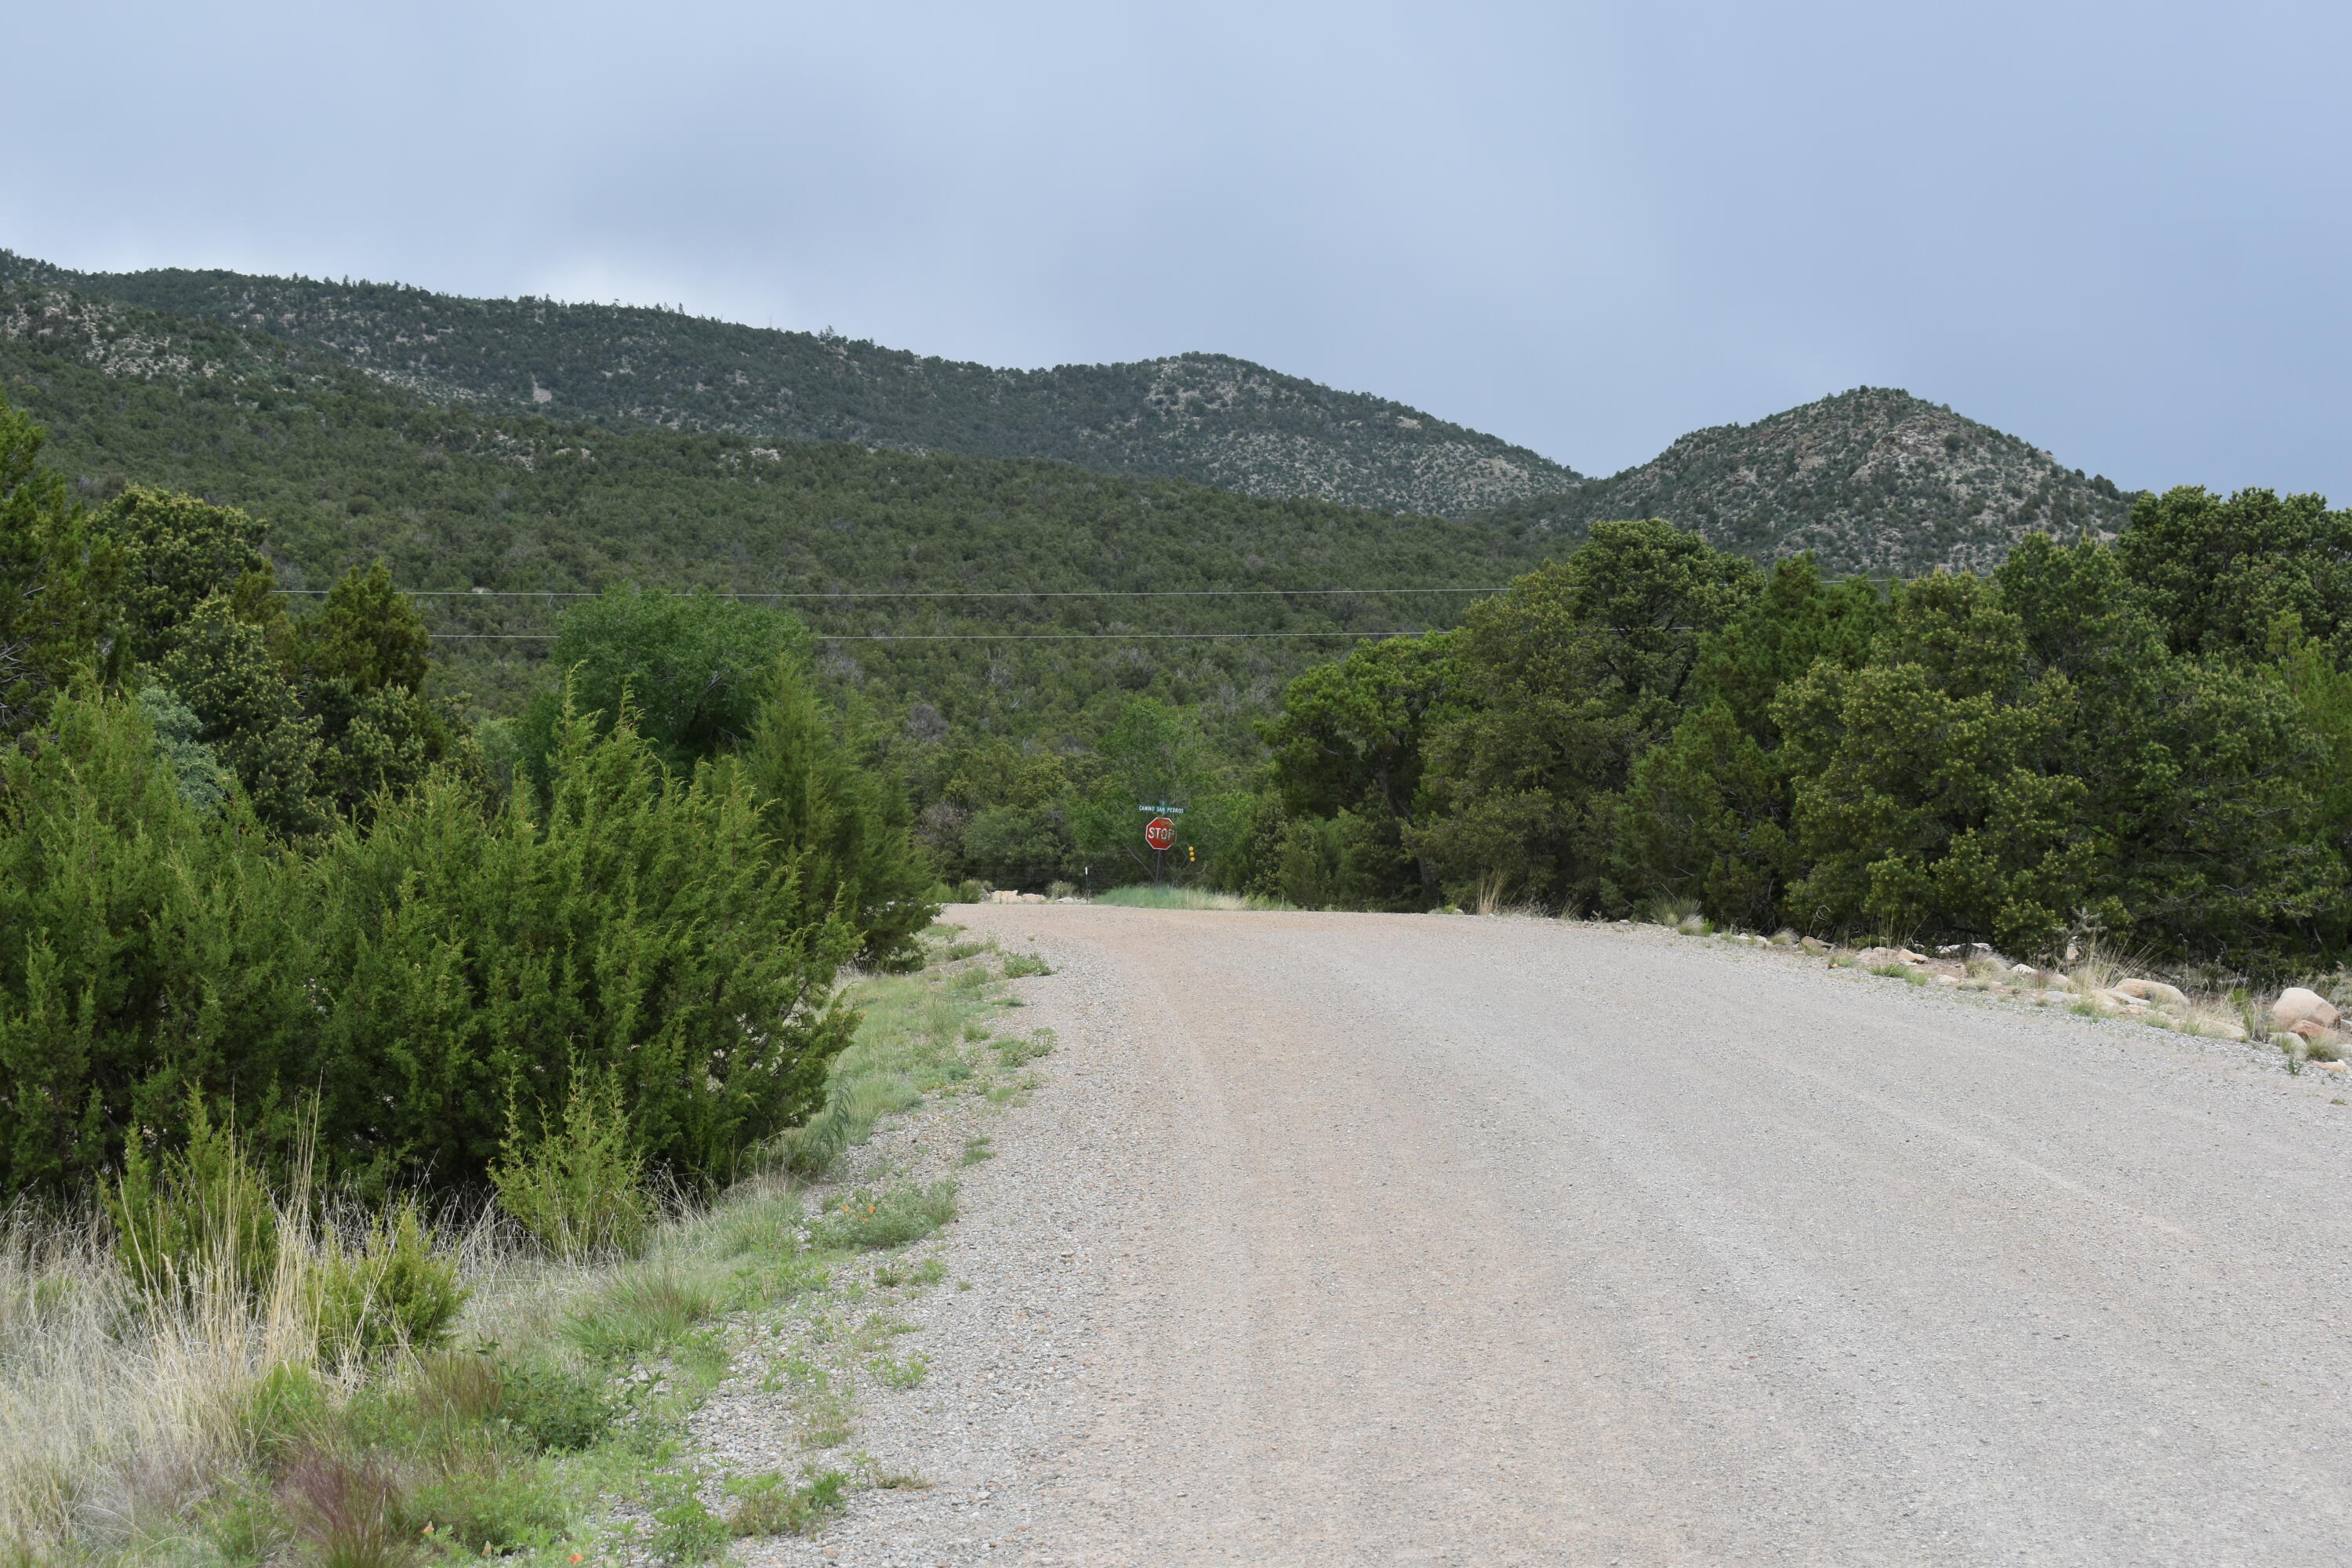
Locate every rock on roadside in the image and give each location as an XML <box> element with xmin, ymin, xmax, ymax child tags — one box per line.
<box><xmin>2272</xmin><ymin>987</ymin><xmax>2341</xmax><ymax>1033</ymax></box>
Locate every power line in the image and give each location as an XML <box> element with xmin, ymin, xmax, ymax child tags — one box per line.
<box><xmin>430</xmin><ymin>630</ymin><xmax>1432</xmax><ymax>642</ymax></box>
<box><xmin>289</xmin><ymin>586</ymin><xmax>1502</xmax><ymax>600</ymax></box>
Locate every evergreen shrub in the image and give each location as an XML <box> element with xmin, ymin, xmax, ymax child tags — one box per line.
<box><xmin>488</xmin><ymin>1073</ymin><xmax>655</xmax><ymax>1261</ymax></box>
<box><xmin>306</xmin><ymin>1200</ymin><xmax>467</xmax><ymax>1360</ymax></box>
<box><xmin>0</xmin><ymin>685</ymin><xmax>864</xmax><ymax>1198</ymax></box>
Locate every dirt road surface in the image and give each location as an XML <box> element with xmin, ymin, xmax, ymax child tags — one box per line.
<box><xmin>760</xmin><ymin>907</ymin><xmax>2352</xmax><ymax>1566</ymax></box>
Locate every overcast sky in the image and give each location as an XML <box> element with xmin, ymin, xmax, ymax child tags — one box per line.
<box><xmin>7</xmin><ymin>1</ymin><xmax>2347</xmax><ymax>495</ymax></box>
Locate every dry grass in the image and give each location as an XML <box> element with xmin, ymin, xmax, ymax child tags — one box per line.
<box><xmin>0</xmin><ymin>1206</ymin><xmax>310</xmax><ymax>1558</ymax></box>
<box><xmin>0</xmin><ymin>1189</ymin><xmax>586</xmax><ymax>1563</ymax></box>
<box><xmin>1472</xmin><ymin>873</ymin><xmax>1513</xmax><ymax>918</ymax></box>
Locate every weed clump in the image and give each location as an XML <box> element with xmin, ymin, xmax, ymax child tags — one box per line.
<box><xmin>808</xmin><ymin>1184</ymin><xmax>958</xmax><ymax>1251</ymax></box>
<box><xmin>725</xmin><ymin>1468</ymin><xmax>848</xmax><ymax>1537</ymax></box>
<box><xmin>993</xmin><ymin>1029</ymin><xmax>1056</xmax><ymax>1069</ymax></box>
<box><xmin>276</xmin><ymin>1449</ymin><xmax>407</xmax><ymax>1568</ymax></box>
<box><xmin>406</xmin><ymin>1457</ymin><xmax>566</xmax><ymax>1555</ymax></box>
<box><xmin>491</xmin><ymin>1358</ymin><xmax>614</xmax><ymax>1453</ymax></box>
<box><xmin>650</xmin><ymin>1483</ymin><xmax>728</xmax><ymax>1563</ymax></box>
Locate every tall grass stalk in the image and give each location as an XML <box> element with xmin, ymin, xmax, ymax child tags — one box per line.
<box><xmin>0</xmin><ymin>1204</ymin><xmax>309</xmax><ymax>1556</ymax></box>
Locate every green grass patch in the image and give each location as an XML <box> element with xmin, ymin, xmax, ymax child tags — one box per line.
<box><xmin>866</xmin><ymin>1349</ymin><xmax>931</xmax><ymax>1390</ymax></box>
<box><xmin>808</xmin><ymin>1183</ymin><xmax>958</xmax><ymax>1250</ymax></box>
<box><xmin>766</xmin><ymin>932</ymin><xmax>1014</xmax><ymax>1177</ymax></box>
<box><xmin>563</xmin><ymin>1269</ymin><xmax>720</xmax><ymax>1367</ymax></box>
<box><xmin>1092</xmin><ymin>884</ymin><xmax>1294</xmax><ymax>910</ymax></box>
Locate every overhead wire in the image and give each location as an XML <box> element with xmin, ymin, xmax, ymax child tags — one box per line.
<box><xmin>278</xmin><ymin>582</ymin><xmax>1500</xmax><ymax>643</ymax></box>
<box><xmin>426</xmin><ymin>630</ymin><xmax>1436</xmax><ymax>641</ymax></box>
<box><xmin>281</xmin><ymin>586</ymin><xmax>1504</xmax><ymax>599</ymax></box>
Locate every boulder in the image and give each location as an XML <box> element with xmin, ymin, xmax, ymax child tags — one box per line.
<box><xmin>2113</xmin><ymin>978</ymin><xmax>2188</xmax><ymax>1007</ymax></box>
<box><xmin>988</xmin><ymin>889</ymin><xmax>1022</xmax><ymax>904</ymax></box>
<box><xmin>2271</xmin><ymin>987</ymin><xmax>2341</xmax><ymax>1033</ymax></box>
<box><xmin>1800</xmin><ymin>936</ymin><xmax>1829</xmax><ymax>954</ymax></box>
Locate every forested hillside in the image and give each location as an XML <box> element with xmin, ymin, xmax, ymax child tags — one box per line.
<box><xmin>1476</xmin><ymin>388</ymin><xmax>2136</xmax><ymax>579</ymax></box>
<box><xmin>0</xmin><ymin>252</ymin><xmax>1582</xmax><ymax>517</ymax></box>
<box><xmin>0</xmin><ymin>277</ymin><xmax>1557</xmax><ymax>738</ymax></box>
<box><xmin>1</xmin><ymin>254</ymin><xmax>2140</xmax><ymax>578</ymax></box>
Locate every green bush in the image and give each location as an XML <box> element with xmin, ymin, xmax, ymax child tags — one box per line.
<box><xmin>0</xmin><ymin>683</ymin><xmax>865</xmax><ymax>1199</ymax></box>
<box><xmin>106</xmin><ymin>1096</ymin><xmax>281</xmax><ymax>1305</ymax></box>
<box><xmin>406</xmin><ymin>1461</ymin><xmax>568</xmax><ymax>1554</ymax></box>
<box><xmin>307</xmin><ymin>699</ymin><xmax>862</xmax><ymax>1191</ymax></box>
<box><xmin>3</xmin><ymin>691</ymin><xmax>316</xmax><ymax>1196</ymax></box>
<box><xmin>491</xmin><ymin>1359</ymin><xmax>613</xmax><ymax>1454</ymax></box>
<box><xmin>491</xmin><ymin>1073</ymin><xmax>654</xmax><ymax>1261</ymax></box>
<box><xmin>0</xmin><ymin>393</ymin><xmax>116</xmax><ymax>742</ymax></box>
<box><xmin>307</xmin><ymin>1200</ymin><xmax>467</xmax><ymax>1361</ymax></box>
<box><xmin>648</xmin><ymin>1483</ymin><xmax>728</xmax><ymax>1565</ymax></box>
<box><xmin>807</xmin><ymin>1182</ymin><xmax>957</xmax><ymax>1250</ymax></box>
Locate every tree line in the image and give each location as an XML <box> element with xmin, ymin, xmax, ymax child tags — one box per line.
<box><xmin>1218</xmin><ymin>495</ymin><xmax>2352</xmax><ymax>974</ymax></box>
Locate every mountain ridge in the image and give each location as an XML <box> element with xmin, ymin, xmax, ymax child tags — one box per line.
<box><xmin>1479</xmin><ymin>387</ymin><xmax>2136</xmax><ymax>577</ymax></box>
<box><xmin>0</xmin><ymin>249</ymin><xmax>2143</xmax><ymax>581</ymax></box>
<box><xmin>0</xmin><ymin>252</ymin><xmax>1583</xmax><ymax>518</ymax></box>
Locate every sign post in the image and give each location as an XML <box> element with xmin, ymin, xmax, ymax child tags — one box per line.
<box><xmin>1138</xmin><ymin>801</ymin><xmax>1185</xmax><ymax>885</ymax></box>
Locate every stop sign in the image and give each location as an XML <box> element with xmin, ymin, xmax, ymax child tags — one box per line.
<box><xmin>1144</xmin><ymin>815</ymin><xmax>1178</xmax><ymax>851</ymax></box>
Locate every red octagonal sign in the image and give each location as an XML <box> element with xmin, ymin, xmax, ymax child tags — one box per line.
<box><xmin>1144</xmin><ymin>815</ymin><xmax>1178</xmax><ymax>851</ymax></box>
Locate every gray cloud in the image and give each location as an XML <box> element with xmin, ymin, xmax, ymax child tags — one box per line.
<box><xmin>9</xmin><ymin>0</ymin><xmax>2347</xmax><ymax>497</ymax></box>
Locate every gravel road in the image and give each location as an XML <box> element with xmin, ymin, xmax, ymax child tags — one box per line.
<box><xmin>743</xmin><ymin>907</ymin><xmax>2352</xmax><ymax>1566</ymax></box>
